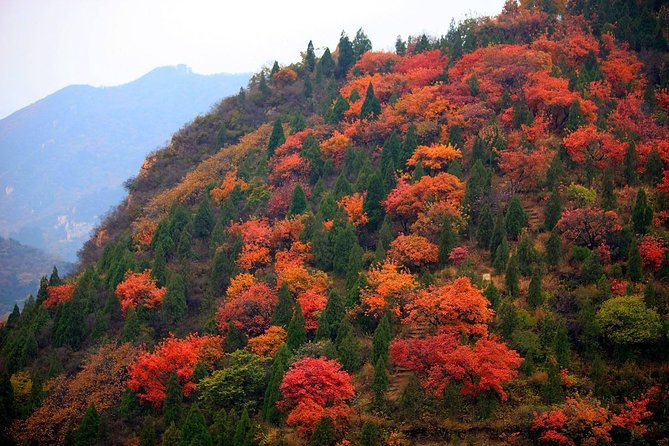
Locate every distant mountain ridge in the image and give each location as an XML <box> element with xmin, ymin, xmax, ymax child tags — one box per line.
<box><xmin>0</xmin><ymin>65</ymin><xmax>250</xmax><ymax>261</ymax></box>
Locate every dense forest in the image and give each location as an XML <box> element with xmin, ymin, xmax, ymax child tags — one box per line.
<box><xmin>2</xmin><ymin>0</ymin><xmax>669</xmax><ymax>444</ymax></box>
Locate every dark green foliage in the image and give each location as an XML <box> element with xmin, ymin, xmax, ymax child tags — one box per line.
<box><xmin>512</xmin><ymin>94</ymin><xmax>533</xmax><ymax>128</ymax></box>
<box><xmin>289</xmin><ymin>183</ymin><xmax>308</xmax><ymax>216</ymax></box>
<box><xmin>272</xmin><ymin>283</ymin><xmax>293</xmax><ymax>327</ymax></box>
<box><xmin>210</xmin><ymin>237</ymin><xmax>242</xmax><ymax>295</ymax></box>
<box><xmin>306</xmin><ymin>40</ymin><xmax>316</xmax><ymax>72</ymax></box>
<box><xmin>395</xmin><ymin>35</ymin><xmax>407</xmax><ymax>55</ymax></box>
<box><xmin>319</xmin><ymin>290</ymin><xmax>346</xmax><ymax>340</ymax></box>
<box><xmin>152</xmin><ymin>244</ymin><xmax>167</xmax><ymax>287</ymax></box>
<box><xmin>360</xmin><ymin>421</ymin><xmax>383</xmax><ymax>446</ymax></box>
<box><xmin>363</xmin><ymin>171</ymin><xmax>385</xmax><ymax>229</ymax></box>
<box><xmin>545</xmin><ymin>230</ymin><xmax>562</xmax><ymax>266</ymax></box>
<box><xmin>336</xmin><ymin>32</ymin><xmax>355</xmax><ymax>78</ymax></box>
<box><xmin>225</xmin><ymin>322</ymin><xmax>248</xmax><ymax>352</ymax></box>
<box><xmin>505</xmin><ymin>197</ymin><xmax>528</xmax><ymax>240</ymax></box>
<box><xmin>545</xmin><ymin>155</ymin><xmax>564</xmax><ymax>191</ymax></box>
<box><xmin>628</xmin><ymin>240</ymin><xmax>643</xmax><ymax>282</ymax></box>
<box><xmin>345</xmin><ymin>243</ymin><xmax>365</xmax><ymax>291</ymax></box>
<box><xmin>466</xmin><ymin>74</ymin><xmax>480</xmax><ymax>96</ymax></box>
<box><xmin>332</xmin><ymin>221</ymin><xmax>358</xmax><ymax>276</ymax></box>
<box><xmin>164</xmin><ymin>372</ymin><xmax>183</xmax><ymax>427</ymax></box>
<box><xmin>333</xmin><ymin>174</ymin><xmax>352</xmax><ymax>200</ymax></box>
<box><xmin>489</xmin><ymin>214</ymin><xmax>506</xmax><ymax>256</ymax></box>
<box><xmin>75</xmin><ymin>403</ymin><xmax>100</xmax><ymax>446</ymax></box>
<box><xmin>399</xmin><ymin>374</ymin><xmax>422</xmax><ymax>415</ymax></box>
<box><xmin>180</xmin><ymin>404</ymin><xmax>212</xmax><ymax>446</ymax></box>
<box><xmin>336</xmin><ymin>321</ymin><xmax>362</xmax><ymax>372</ymax></box>
<box><xmin>194</xmin><ymin>198</ymin><xmax>214</xmax><ymax>239</ymax></box>
<box><xmin>119</xmin><ymin>389</ymin><xmax>140</xmax><ymax>418</ymax></box>
<box><xmin>413</xmin><ymin>34</ymin><xmax>430</xmax><ymax>53</ymax></box>
<box><xmin>372</xmin><ymin>357</ymin><xmax>389</xmax><ymax>406</ymax></box>
<box><xmin>544</xmin><ymin>191</ymin><xmax>562</xmax><ymax>231</ymax></box>
<box><xmin>303</xmin><ymin>76</ymin><xmax>313</xmax><ymax>98</ymax></box>
<box><xmin>484</xmin><ymin>281</ymin><xmax>501</xmax><ymax>310</ymax></box>
<box><xmin>543</xmin><ymin>362</ymin><xmax>564</xmax><ymax>404</ymax></box>
<box><xmin>565</xmin><ymin>99</ymin><xmax>585</xmax><ymax>132</ymax></box>
<box><xmin>601</xmin><ymin>168</ymin><xmax>617</xmax><ymax>210</ymax></box>
<box><xmin>318</xmin><ymin>48</ymin><xmax>335</xmax><ymax>78</ymax></box>
<box><xmin>162</xmin><ymin>273</ymin><xmax>187</xmax><ymax>327</ymax></box>
<box><xmin>352</xmin><ymin>28</ymin><xmax>372</xmax><ymax>60</ymax></box>
<box><xmin>464</xmin><ymin>160</ymin><xmax>491</xmax><ymax>214</ymax></box>
<box><xmin>287</xmin><ymin>301</ymin><xmax>307</xmax><ymax>350</ymax></box>
<box><xmin>176</xmin><ymin>229</ymin><xmax>194</xmax><ymax>261</ymax></box>
<box><xmin>517</xmin><ymin>234</ymin><xmax>537</xmax><ymax>276</ymax></box>
<box><xmin>623</xmin><ymin>143</ymin><xmax>639</xmax><ymax>186</ymax></box>
<box><xmin>381</xmin><ymin>131</ymin><xmax>402</xmax><ymax>172</ymax></box>
<box><xmin>327</xmin><ymin>95</ymin><xmax>350</xmax><ymax>124</ymax></box>
<box><xmin>476</xmin><ymin>205</ymin><xmax>494</xmax><ymax>248</ymax></box>
<box><xmin>528</xmin><ymin>266</ymin><xmax>543</xmax><ymax>308</ymax></box>
<box><xmin>631</xmin><ymin>188</ymin><xmax>652</xmax><ymax>234</ymax></box>
<box><xmin>232</xmin><ymin>408</ymin><xmax>255</xmax><ymax>446</ymax></box>
<box><xmin>493</xmin><ymin>238</ymin><xmax>509</xmax><ymax>274</ymax></box>
<box><xmin>581</xmin><ymin>251</ymin><xmax>603</xmax><ymax>284</ymax></box>
<box><xmin>505</xmin><ymin>255</ymin><xmax>519</xmax><ymax>297</ymax></box>
<box><xmin>401</xmin><ymin>125</ymin><xmax>419</xmax><ymax>167</ymax></box>
<box><xmin>0</xmin><ymin>373</ymin><xmax>14</xmax><ymax>433</ymax></box>
<box><xmin>139</xmin><ymin>416</ymin><xmax>157</xmax><ymax>446</ymax></box>
<box><xmin>644</xmin><ymin>149</ymin><xmax>663</xmax><ymax>185</ymax></box>
<box><xmin>271</xmin><ymin>61</ymin><xmax>280</xmax><ymax>76</ymax></box>
<box><xmin>267</xmin><ymin>120</ymin><xmax>286</xmax><ymax>157</ymax></box>
<box><xmin>49</xmin><ymin>266</ymin><xmax>61</xmax><ymax>286</ymax></box>
<box><xmin>438</xmin><ymin>218</ymin><xmax>457</xmax><ymax>266</ymax></box>
<box><xmin>310</xmin><ymin>416</ymin><xmax>336</xmax><ymax>446</ymax></box>
<box><xmin>372</xmin><ymin>314</ymin><xmax>391</xmax><ymax>364</ymax></box>
<box><xmin>263</xmin><ymin>344</ymin><xmax>290</xmax><ymax>423</ymax></box>
<box><xmin>193</xmin><ymin>362</ymin><xmax>208</xmax><ymax>383</ymax></box>
<box><xmin>360</xmin><ymin>83</ymin><xmax>381</xmax><ymax>120</ymax></box>
<box><xmin>120</xmin><ymin>307</ymin><xmax>141</xmax><ymax>343</ymax></box>
<box><xmin>161</xmin><ymin>423</ymin><xmax>181</xmax><ymax>446</ymax></box>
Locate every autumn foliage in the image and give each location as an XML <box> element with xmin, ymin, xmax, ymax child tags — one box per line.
<box><xmin>216</xmin><ymin>282</ymin><xmax>278</xmax><ymax>336</ymax></box>
<box><xmin>247</xmin><ymin>326</ymin><xmax>287</xmax><ymax>357</ymax></box>
<box><xmin>115</xmin><ymin>269</ymin><xmax>166</xmax><ymax>315</ymax></box>
<box><xmin>387</xmin><ymin>234</ymin><xmax>439</xmax><ymax>268</ymax></box>
<box><xmin>280</xmin><ymin>357</ymin><xmax>355</xmax><ymax>435</ymax></box>
<box><xmin>44</xmin><ymin>284</ymin><xmax>76</xmax><ymax>308</ymax></box>
<box><xmin>361</xmin><ymin>261</ymin><xmax>417</xmax><ymax>317</ymax></box>
<box><xmin>127</xmin><ymin>334</ymin><xmax>224</xmax><ymax>407</ymax></box>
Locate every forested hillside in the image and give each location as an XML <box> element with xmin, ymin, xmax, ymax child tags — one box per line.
<box><xmin>2</xmin><ymin>1</ymin><xmax>669</xmax><ymax>445</ymax></box>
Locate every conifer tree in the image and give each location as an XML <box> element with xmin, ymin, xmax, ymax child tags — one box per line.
<box><xmin>286</xmin><ymin>301</ymin><xmax>307</xmax><ymax>350</ymax></box>
<box><xmin>180</xmin><ymin>404</ymin><xmax>212</xmax><ymax>446</ymax></box>
<box><xmin>484</xmin><ymin>281</ymin><xmax>501</xmax><ymax>310</ymax></box>
<box><xmin>565</xmin><ymin>99</ymin><xmax>584</xmax><ymax>131</ymax></box>
<box><xmin>162</xmin><ymin>273</ymin><xmax>187</xmax><ymax>327</ymax></box>
<box><xmin>164</xmin><ymin>372</ymin><xmax>183</xmax><ymax>427</ymax></box>
<box><xmin>528</xmin><ymin>265</ymin><xmax>543</xmax><ymax>308</ymax></box>
<box><xmin>319</xmin><ymin>290</ymin><xmax>346</xmax><ymax>340</ymax></box>
<box><xmin>75</xmin><ymin>403</ymin><xmax>100</xmax><ymax>446</ymax></box>
<box><xmin>193</xmin><ymin>198</ymin><xmax>214</xmax><ymax>239</ymax></box>
<box><xmin>337</xmin><ymin>323</ymin><xmax>362</xmax><ymax>372</ymax></box>
<box><xmin>464</xmin><ymin>160</ymin><xmax>491</xmax><ymax>212</ymax></box>
<box><xmin>644</xmin><ymin>149</ymin><xmax>663</xmax><ymax>185</ymax></box>
<box><xmin>363</xmin><ymin>171</ymin><xmax>385</xmax><ymax>229</ymax></box>
<box><xmin>401</xmin><ymin>124</ymin><xmax>419</xmax><ymax>167</ymax></box>
<box><xmin>318</xmin><ymin>48</ymin><xmax>335</xmax><ymax>77</ymax></box>
<box><xmin>623</xmin><ymin>143</ymin><xmax>639</xmax><ymax>186</ymax></box>
<box><xmin>360</xmin><ymin>83</ymin><xmax>381</xmax><ymax>120</ymax></box>
<box><xmin>233</xmin><ymin>408</ymin><xmax>255</xmax><ymax>446</ymax></box>
<box><xmin>161</xmin><ymin>423</ymin><xmax>181</xmax><ymax>446</ymax></box>
<box><xmin>544</xmin><ymin>191</ymin><xmax>562</xmax><ymax>231</ymax></box>
<box><xmin>288</xmin><ymin>183</ymin><xmax>308</xmax><ymax>216</ymax></box>
<box><xmin>505</xmin><ymin>255</ymin><xmax>519</xmax><ymax>297</ymax></box>
<box><xmin>336</xmin><ymin>31</ymin><xmax>354</xmax><ymax>78</ymax></box>
<box><xmin>225</xmin><ymin>322</ymin><xmax>247</xmax><ymax>352</ymax></box>
<box><xmin>333</xmin><ymin>173</ymin><xmax>352</xmax><ymax>199</ymax></box>
<box><xmin>267</xmin><ymin>119</ymin><xmax>285</xmax><ymax>157</ymax></box>
<box><xmin>303</xmin><ymin>76</ymin><xmax>313</xmax><ymax>98</ymax></box>
<box><xmin>263</xmin><ymin>344</ymin><xmax>290</xmax><ymax>423</ymax></box>
<box><xmin>176</xmin><ymin>229</ymin><xmax>194</xmax><ymax>261</ymax></box>
<box><xmin>327</xmin><ymin>95</ymin><xmax>349</xmax><ymax>124</ymax></box>
<box><xmin>120</xmin><ymin>307</ymin><xmax>141</xmax><ymax>343</ymax></box>
<box><xmin>546</xmin><ymin>230</ymin><xmax>562</xmax><ymax>266</ymax></box>
<box><xmin>310</xmin><ymin>416</ymin><xmax>336</xmax><ymax>446</ymax></box>
<box><xmin>332</xmin><ymin>222</ymin><xmax>358</xmax><ymax>276</ymax></box>
<box><xmin>345</xmin><ymin>243</ymin><xmax>364</xmax><ymax>291</ymax></box>
<box><xmin>581</xmin><ymin>251</ymin><xmax>603</xmax><ymax>284</ymax></box>
<box><xmin>517</xmin><ymin>234</ymin><xmax>537</xmax><ymax>276</ymax></box>
<box><xmin>438</xmin><ymin>218</ymin><xmax>457</xmax><ymax>266</ymax></box>
<box><xmin>139</xmin><ymin>416</ymin><xmax>157</xmax><ymax>446</ymax></box>
<box><xmin>306</xmin><ymin>40</ymin><xmax>316</xmax><ymax>72</ymax></box>
<box><xmin>372</xmin><ymin>314</ymin><xmax>391</xmax><ymax>364</ymax></box>
<box><xmin>0</xmin><ymin>372</ymin><xmax>14</xmax><ymax>434</ymax></box>
<box><xmin>505</xmin><ymin>197</ymin><xmax>529</xmax><ymax>240</ymax></box>
<box><xmin>352</xmin><ymin>28</ymin><xmax>372</xmax><ymax>60</ymax></box>
<box><xmin>628</xmin><ymin>239</ymin><xmax>643</xmax><ymax>282</ymax></box>
<box><xmin>372</xmin><ymin>357</ymin><xmax>389</xmax><ymax>407</ymax></box>
<box><xmin>476</xmin><ymin>205</ymin><xmax>494</xmax><ymax>248</ymax></box>
<box><xmin>272</xmin><ymin>282</ymin><xmax>293</xmax><ymax>327</ymax></box>
<box><xmin>360</xmin><ymin>421</ymin><xmax>383</xmax><ymax>446</ymax></box>
<box><xmin>543</xmin><ymin>361</ymin><xmax>564</xmax><ymax>404</ymax></box>
<box><xmin>49</xmin><ymin>266</ymin><xmax>61</xmax><ymax>286</ymax></box>
<box><xmin>493</xmin><ymin>238</ymin><xmax>509</xmax><ymax>274</ymax></box>
<box><xmin>632</xmin><ymin>188</ymin><xmax>652</xmax><ymax>234</ymax></box>
<box><xmin>152</xmin><ymin>244</ymin><xmax>167</xmax><ymax>287</ymax></box>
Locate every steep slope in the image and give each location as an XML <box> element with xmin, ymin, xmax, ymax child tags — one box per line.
<box><xmin>2</xmin><ymin>3</ymin><xmax>669</xmax><ymax>446</ymax></box>
<box><xmin>0</xmin><ymin>65</ymin><xmax>250</xmax><ymax>261</ymax></box>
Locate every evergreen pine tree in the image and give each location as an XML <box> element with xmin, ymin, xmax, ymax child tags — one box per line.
<box><xmin>360</xmin><ymin>421</ymin><xmax>383</xmax><ymax>446</ymax></box>
<box><xmin>360</xmin><ymin>83</ymin><xmax>381</xmax><ymax>120</ymax></box>
<box><xmin>543</xmin><ymin>361</ymin><xmax>564</xmax><ymax>404</ymax></box>
<box><xmin>272</xmin><ymin>282</ymin><xmax>293</xmax><ymax>327</ymax></box>
<box><xmin>286</xmin><ymin>301</ymin><xmax>307</xmax><ymax>350</ymax></box>
<box><xmin>484</xmin><ymin>281</ymin><xmax>501</xmax><ymax>310</ymax></box>
<box><xmin>49</xmin><ymin>266</ymin><xmax>61</xmax><ymax>286</ymax></box>
<box><xmin>628</xmin><ymin>239</ymin><xmax>643</xmax><ymax>282</ymax></box>
<box><xmin>120</xmin><ymin>389</ymin><xmax>140</xmax><ymax>418</ymax></box>
<box><xmin>464</xmin><ymin>160</ymin><xmax>491</xmax><ymax>213</ymax></box>
<box><xmin>437</xmin><ymin>218</ymin><xmax>457</xmax><ymax>266</ymax></box>
<box><xmin>336</xmin><ymin>324</ymin><xmax>362</xmax><ymax>372</ymax></box>
<box><xmin>138</xmin><ymin>416</ymin><xmax>157</xmax><ymax>446</ymax></box>
<box><xmin>632</xmin><ymin>188</ymin><xmax>652</xmax><ymax>234</ymax></box>
<box><xmin>120</xmin><ymin>307</ymin><xmax>141</xmax><ymax>343</ymax></box>
<box><xmin>546</xmin><ymin>230</ymin><xmax>562</xmax><ymax>266</ymax></box>
<box><xmin>310</xmin><ymin>416</ymin><xmax>336</xmax><ymax>446</ymax></box>
<box><xmin>363</xmin><ymin>171</ymin><xmax>385</xmax><ymax>229</ymax></box>
<box><xmin>505</xmin><ymin>197</ymin><xmax>529</xmax><ymax>240</ymax></box>
<box><xmin>505</xmin><ymin>255</ymin><xmax>519</xmax><ymax>297</ymax></box>
<box><xmin>152</xmin><ymin>244</ymin><xmax>168</xmax><ymax>287</ymax></box>
<box><xmin>371</xmin><ymin>315</ymin><xmax>391</xmax><ymax>364</ymax></box>
<box><xmin>581</xmin><ymin>252</ymin><xmax>603</xmax><ymax>284</ymax></box>
<box><xmin>176</xmin><ymin>229</ymin><xmax>194</xmax><ymax>261</ymax></box>
<box><xmin>352</xmin><ymin>28</ymin><xmax>372</xmax><ymax>60</ymax></box>
<box><xmin>0</xmin><ymin>372</ymin><xmax>14</xmax><ymax>434</ymax></box>
<box><xmin>267</xmin><ymin>120</ymin><xmax>286</xmax><ymax>157</ymax></box>
<box><xmin>623</xmin><ymin>143</ymin><xmax>639</xmax><ymax>186</ymax></box>
<box><xmin>263</xmin><ymin>344</ymin><xmax>290</xmax><ymax>423</ymax></box>
<box><xmin>528</xmin><ymin>266</ymin><xmax>543</xmax><ymax>308</ymax></box>
<box><xmin>372</xmin><ymin>358</ymin><xmax>389</xmax><ymax>407</ymax></box>
<box><xmin>544</xmin><ymin>191</ymin><xmax>562</xmax><ymax>231</ymax></box>
<box><xmin>164</xmin><ymin>372</ymin><xmax>183</xmax><ymax>427</ymax></box>
<box><xmin>233</xmin><ymin>408</ymin><xmax>255</xmax><ymax>446</ymax></box>
<box><xmin>225</xmin><ymin>322</ymin><xmax>247</xmax><ymax>352</ymax></box>
<box><xmin>180</xmin><ymin>404</ymin><xmax>212</xmax><ymax>446</ymax></box>
<box><xmin>395</xmin><ymin>35</ymin><xmax>407</xmax><ymax>55</ymax></box>
<box><xmin>336</xmin><ymin>32</ymin><xmax>355</xmax><ymax>78</ymax></box>
<box><xmin>492</xmin><ymin>238</ymin><xmax>509</xmax><ymax>274</ymax></box>
<box><xmin>476</xmin><ymin>205</ymin><xmax>494</xmax><ymax>248</ymax></box>
<box><xmin>162</xmin><ymin>273</ymin><xmax>187</xmax><ymax>327</ymax></box>
<box><xmin>306</xmin><ymin>40</ymin><xmax>316</xmax><ymax>72</ymax></box>
<box><xmin>318</xmin><ymin>48</ymin><xmax>335</xmax><ymax>77</ymax></box>
<box><xmin>161</xmin><ymin>423</ymin><xmax>181</xmax><ymax>446</ymax></box>
<box><xmin>644</xmin><ymin>149</ymin><xmax>663</xmax><ymax>185</ymax></box>
<box><xmin>288</xmin><ymin>183</ymin><xmax>308</xmax><ymax>216</ymax></box>
<box><xmin>327</xmin><ymin>95</ymin><xmax>349</xmax><ymax>124</ymax></box>
<box><xmin>565</xmin><ymin>99</ymin><xmax>584</xmax><ymax>131</ymax></box>
<box><xmin>401</xmin><ymin>125</ymin><xmax>419</xmax><ymax>167</ymax></box>
<box><xmin>193</xmin><ymin>199</ymin><xmax>214</xmax><ymax>239</ymax></box>
<box><xmin>303</xmin><ymin>75</ymin><xmax>313</xmax><ymax>98</ymax></box>
<box><xmin>319</xmin><ymin>290</ymin><xmax>346</xmax><ymax>340</ymax></box>
<box><xmin>332</xmin><ymin>222</ymin><xmax>358</xmax><ymax>276</ymax></box>
<box><xmin>75</xmin><ymin>403</ymin><xmax>100</xmax><ymax>446</ymax></box>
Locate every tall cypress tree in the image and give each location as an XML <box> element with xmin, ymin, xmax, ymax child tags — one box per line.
<box><xmin>476</xmin><ymin>205</ymin><xmax>494</xmax><ymax>248</ymax></box>
<box><xmin>318</xmin><ymin>290</ymin><xmax>346</xmax><ymax>340</ymax></box>
<box><xmin>628</xmin><ymin>239</ymin><xmax>643</xmax><ymax>282</ymax></box>
<box><xmin>318</xmin><ymin>48</ymin><xmax>335</xmax><ymax>78</ymax></box>
<box><xmin>632</xmin><ymin>188</ymin><xmax>652</xmax><ymax>234</ymax></box>
<box><xmin>544</xmin><ymin>191</ymin><xmax>562</xmax><ymax>231</ymax></box>
<box><xmin>360</xmin><ymin>83</ymin><xmax>381</xmax><ymax>120</ymax></box>
<box><xmin>371</xmin><ymin>315</ymin><xmax>391</xmax><ymax>364</ymax></box>
<box><xmin>272</xmin><ymin>282</ymin><xmax>293</xmax><ymax>327</ymax></box>
<box><xmin>163</xmin><ymin>372</ymin><xmax>183</xmax><ymax>427</ymax></box>
<box><xmin>438</xmin><ymin>218</ymin><xmax>457</xmax><ymax>266</ymax></box>
<box><xmin>336</xmin><ymin>321</ymin><xmax>362</xmax><ymax>372</ymax></box>
<box><xmin>623</xmin><ymin>143</ymin><xmax>639</xmax><ymax>186</ymax></box>
<box><xmin>193</xmin><ymin>198</ymin><xmax>214</xmax><ymax>239</ymax></box>
<box><xmin>267</xmin><ymin>120</ymin><xmax>285</xmax><ymax>157</ymax></box>
<box><xmin>288</xmin><ymin>183</ymin><xmax>308</xmax><ymax>216</ymax></box>
<box><xmin>120</xmin><ymin>307</ymin><xmax>141</xmax><ymax>343</ymax></box>
<box><xmin>180</xmin><ymin>404</ymin><xmax>212</xmax><ymax>446</ymax></box>
<box><xmin>286</xmin><ymin>301</ymin><xmax>307</xmax><ymax>350</ymax></box>
<box><xmin>528</xmin><ymin>265</ymin><xmax>543</xmax><ymax>308</ymax></box>
<box><xmin>233</xmin><ymin>408</ymin><xmax>255</xmax><ymax>446</ymax></box>
<box><xmin>505</xmin><ymin>255</ymin><xmax>520</xmax><ymax>297</ymax></box>
<box><xmin>306</xmin><ymin>40</ymin><xmax>316</xmax><ymax>72</ymax></box>
<box><xmin>310</xmin><ymin>416</ymin><xmax>336</xmax><ymax>446</ymax></box>
<box><xmin>225</xmin><ymin>322</ymin><xmax>247</xmax><ymax>352</ymax></box>
<box><xmin>75</xmin><ymin>403</ymin><xmax>100</xmax><ymax>446</ymax></box>
<box><xmin>363</xmin><ymin>171</ymin><xmax>385</xmax><ymax>229</ymax></box>
<box><xmin>505</xmin><ymin>197</ymin><xmax>529</xmax><ymax>240</ymax></box>
<box><xmin>336</xmin><ymin>31</ymin><xmax>354</xmax><ymax>78</ymax></box>
<box><xmin>644</xmin><ymin>149</ymin><xmax>664</xmax><ymax>185</ymax></box>
<box><xmin>372</xmin><ymin>357</ymin><xmax>389</xmax><ymax>407</ymax></box>
<box><xmin>263</xmin><ymin>344</ymin><xmax>290</xmax><ymax>423</ymax></box>
<box><xmin>161</xmin><ymin>273</ymin><xmax>187</xmax><ymax>328</ymax></box>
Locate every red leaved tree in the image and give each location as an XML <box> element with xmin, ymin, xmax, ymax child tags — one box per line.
<box><xmin>115</xmin><ymin>269</ymin><xmax>166</xmax><ymax>315</ymax></box>
<box><xmin>44</xmin><ymin>284</ymin><xmax>76</xmax><ymax>308</ymax></box>
<box><xmin>216</xmin><ymin>282</ymin><xmax>278</xmax><ymax>337</ymax></box>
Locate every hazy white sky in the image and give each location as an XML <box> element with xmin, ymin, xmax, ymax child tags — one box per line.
<box><xmin>0</xmin><ymin>0</ymin><xmax>506</xmax><ymax>118</ymax></box>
